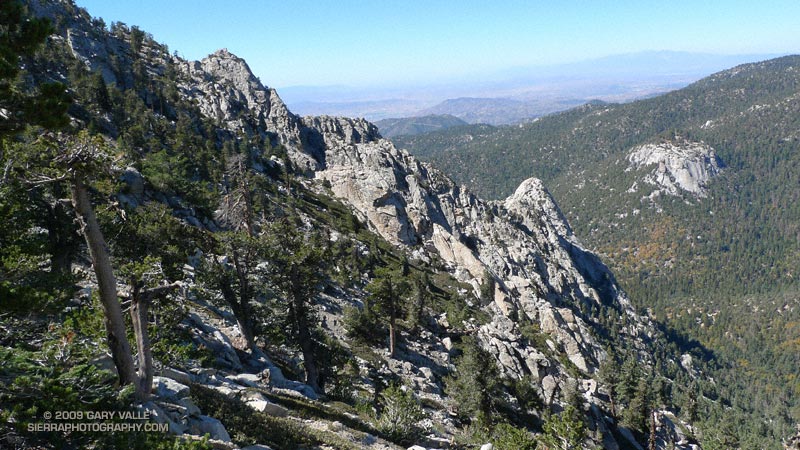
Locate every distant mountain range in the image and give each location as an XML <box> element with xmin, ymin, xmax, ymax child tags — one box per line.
<box><xmin>374</xmin><ymin>114</ymin><xmax>467</xmax><ymax>137</ymax></box>
<box><xmin>416</xmin><ymin>97</ymin><xmax>588</xmax><ymax>126</ymax></box>
<box><xmin>283</xmin><ymin>51</ymin><xmax>782</xmax><ymax>124</ymax></box>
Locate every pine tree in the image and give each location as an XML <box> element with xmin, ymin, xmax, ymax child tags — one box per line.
<box><xmin>446</xmin><ymin>336</ymin><xmax>500</xmax><ymax>426</ymax></box>
<box><xmin>13</xmin><ymin>133</ymin><xmax>145</xmax><ymax>394</ymax></box>
<box><xmin>108</xmin><ymin>202</ymin><xmax>201</xmax><ymax>398</ymax></box>
<box><xmin>407</xmin><ymin>272</ymin><xmax>430</xmax><ymax>332</ymax></box>
<box><xmin>366</xmin><ymin>268</ymin><xmax>409</xmax><ymax>357</ymax></box>
<box><xmin>622</xmin><ymin>372</ymin><xmax>652</xmax><ymax>432</ymax></box>
<box><xmin>598</xmin><ymin>354</ymin><xmax>621</xmax><ymax>417</ymax></box>
<box><xmin>617</xmin><ymin>354</ymin><xmax>641</xmax><ymax>407</ymax></box>
<box><xmin>263</xmin><ymin>220</ymin><xmax>328</xmax><ymax>394</ymax></box>
<box><xmin>479</xmin><ymin>269</ymin><xmax>496</xmax><ymax>305</ymax></box>
<box><xmin>540</xmin><ymin>404</ymin><xmax>587</xmax><ymax>450</ymax></box>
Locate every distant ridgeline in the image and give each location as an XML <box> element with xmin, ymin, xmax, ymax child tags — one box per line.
<box><xmin>374</xmin><ymin>114</ymin><xmax>468</xmax><ymax>138</ymax></box>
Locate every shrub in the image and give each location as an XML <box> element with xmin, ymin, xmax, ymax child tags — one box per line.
<box><xmin>491</xmin><ymin>422</ymin><xmax>537</xmax><ymax>450</ymax></box>
<box><xmin>375</xmin><ymin>384</ymin><xmax>426</xmax><ymax>445</ymax></box>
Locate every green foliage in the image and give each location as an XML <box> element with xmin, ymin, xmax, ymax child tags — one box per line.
<box><xmin>343</xmin><ymin>303</ymin><xmax>383</xmax><ymax>344</ymax></box>
<box><xmin>621</xmin><ymin>375</ymin><xmax>652</xmax><ymax>432</ymax></box>
<box><xmin>508</xmin><ymin>375</ymin><xmax>544</xmax><ymax>415</ymax></box>
<box><xmin>375</xmin><ymin>384</ymin><xmax>426</xmax><ymax>444</ymax></box>
<box><xmin>540</xmin><ymin>405</ymin><xmax>587</xmax><ymax>450</ymax></box>
<box><xmin>443</xmin><ymin>290</ymin><xmax>477</xmax><ymax>328</ymax></box>
<box><xmin>701</xmin><ymin>419</ymin><xmax>742</xmax><ymax>450</ymax></box>
<box><xmin>454</xmin><ymin>421</ymin><xmax>537</xmax><ymax>450</ymax></box>
<box><xmin>0</xmin><ymin>341</ymin><xmax>207</xmax><ymax>449</ymax></box>
<box><xmin>597</xmin><ymin>354</ymin><xmax>621</xmax><ymax>416</ymax></box>
<box><xmin>197</xmin><ymin>229</ymin><xmax>271</xmax><ymax>349</ymax></box>
<box><xmin>316</xmin><ymin>334</ymin><xmax>359</xmax><ymax>402</ymax></box>
<box><xmin>479</xmin><ymin>269</ymin><xmax>496</xmax><ymax>305</ymax></box>
<box><xmin>446</xmin><ymin>336</ymin><xmax>501</xmax><ymax>426</ymax></box>
<box><xmin>518</xmin><ymin>320</ymin><xmax>550</xmax><ymax>353</ymax></box>
<box><xmin>491</xmin><ymin>422</ymin><xmax>537</xmax><ymax>450</ymax></box>
<box><xmin>0</xmin><ymin>0</ymin><xmax>70</xmax><ymax>138</ymax></box>
<box><xmin>364</xmin><ymin>266</ymin><xmax>411</xmax><ymax>354</ymax></box>
<box><xmin>367</xmin><ymin>267</ymin><xmax>411</xmax><ymax>321</ymax></box>
<box><xmin>329</xmin><ymin>235</ymin><xmax>368</xmax><ymax>287</ymax></box>
<box><xmin>189</xmin><ymin>384</ymin><xmax>363</xmax><ymax>450</ymax></box>
<box><xmin>406</xmin><ymin>272</ymin><xmax>431</xmax><ymax>331</ymax></box>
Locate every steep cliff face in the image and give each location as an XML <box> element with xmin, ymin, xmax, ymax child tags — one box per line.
<box><xmin>181</xmin><ymin>50</ymin><xmax>383</xmax><ymax>175</ymax></box>
<box><xmin>182</xmin><ymin>50</ymin><xmax>299</xmax><ymax>146</ymax></box>
<box><xmin>314</xmin><ymin>137</ymin><xmax>639</xmax><ymax>377</ymax></box>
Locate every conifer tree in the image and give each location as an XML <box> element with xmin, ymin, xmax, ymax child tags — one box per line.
<box><xmin>446</xmin><ymin>336</ymin><xmax>500</xmax><ymax>426</ymax></box>
<box><xmin>366</xmin><ymin>268</ymin><xmax>409</xmax><ymax>357</ymax></box>
<box><xmin>263</xmin><ymin>220</ymin><xmax>328</xmax><ymax>394</ymax></box>
<box><xmin>540</xmin><ymin>403</ymin><xmax>587</xmax><ymax>450</ymax></box>
<box><xmin>407</xmin><ymin>272</ymin><xmax>430</xmax><ymax>332</ymax></box>
<box><xmin>479</xmin><ymin>269</ymin><xmax>495</xmax><ymax>305</ymax></box>
<box><xmin>598</xmin><ymin>354</ymin><xmax>621</xmax><ymax>417</ymax></box>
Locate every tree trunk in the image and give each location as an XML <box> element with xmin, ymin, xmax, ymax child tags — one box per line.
<box><xmin>70</xmin><ymin>176</ymin><xmax>136</xmax><ymax>386</ymax></box>
<box><xmin>649</xmin><ymin>409</ymin><xmax>658</xmax><ymax>450</ymax></box>
<box><xmin>32</xmin><ymin>183</ymin><xmax>77</xmax><ymax>274</ymax></box>
<box><xmin>297</xmin><ymin>315</ymin><xmax>321</xmax><ymax>394</ymax></box>
<box><xmin>131</xmin><ymin>283</ymin><xmax>152</xmax><ymax>400</ymax></box>
<box><xmin>610</xmin><ymin>397</ymin><xmax>616</xmax><ymax>419</ymax></box>
<box><xmin>131</xmin><ymin>282</ymin><xmax>180</xmax><ymax>401</ymax></box>
<box><xmin>219</xmin><ymin>276</ymin><xmax>257</xmax><ymax>352</ymax></box>
<box><xmin>235</xmin><ymin>312</ymin><xmax>257</xmax><ymax>352</ymax></box>
<box><xmin>389</xmin><ymin>309</ymin><xmax>396</xmax><ymax>357</ymax></box>
<box><xmin>46</xmin><ymin>199</ymin><xmax>76</xmax><ymax>273</ymax></box>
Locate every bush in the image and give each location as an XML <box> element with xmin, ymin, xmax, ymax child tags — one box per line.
<box><xmin>343</xmin><ymin>304</ymin><xmax>383</xmax><ymax>344</ymax></box>
<box><xmin>491</xmin><ymin>422</ymin><xmax>537</xmax><ymax>450</ymax></box>
<box><xmin>375</xmin><ymin>384</ymin><xmax>426</xmax><ymax>445</ymax></box>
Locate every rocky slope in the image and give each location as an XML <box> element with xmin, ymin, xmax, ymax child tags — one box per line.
<box><xmin>15</xmin><ymin>1</ymin><xmax>703</xmax><ymax>448</ymax></box>
<box><xmin>626</xmin><ymin>140</ymin><xmax>721</xmax><ymax>198</ymax></box>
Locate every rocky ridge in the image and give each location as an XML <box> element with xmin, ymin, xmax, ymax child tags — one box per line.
<box><xmin>168</xmin><ymin>43</ymin><xmax>679</xmax><ymax>448</ymax></box>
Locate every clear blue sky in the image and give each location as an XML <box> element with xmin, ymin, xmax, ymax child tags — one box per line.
<box><xmin>74</xmin><ymin>0</ymin><xmax>800</xmax><ymax>89</ymax></box>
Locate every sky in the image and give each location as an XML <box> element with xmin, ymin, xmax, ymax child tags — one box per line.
<box><xmin>73</xmin><ymin>0</ymin><xmax>800</xmax><ymax>89</ymax></box>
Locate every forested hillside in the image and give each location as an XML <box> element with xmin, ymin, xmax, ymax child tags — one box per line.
<box><xmin>394</xmin><ymin>56</ymin><xmax>800</xmax><ymax>446</ymax></box>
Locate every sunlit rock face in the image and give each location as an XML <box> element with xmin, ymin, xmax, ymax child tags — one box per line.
<box><xmin>627</xmin><ymin>140</ymin><xmax>722</xmax><ymax>197</ymax></box>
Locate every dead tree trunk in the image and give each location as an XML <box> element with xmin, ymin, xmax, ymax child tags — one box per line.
<box><xmin>70</xmin><ymin>176</ymin><xmax>136</xmax><ymax>386</ymax></box>
<box><xmin>131</xmin><ymin>282</ymin><xmax>180</xmax><ymax>400</ymax></box>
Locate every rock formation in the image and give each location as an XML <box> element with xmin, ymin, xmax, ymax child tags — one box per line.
<box><xmin>164</xmin><ymin>37</ymin><xmax>659</xmax><ymax>397</ymax></box>
<box><xmin>627</xmin><ymin>140</ymin><xmax>722</xmax><ymax>197</ymax></box>
<box><xmin>169</xmin><ymin>43</ymin><xmax>662</xmax><ymax>446</ymax></box>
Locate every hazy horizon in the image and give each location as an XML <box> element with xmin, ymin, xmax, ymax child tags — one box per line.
<box><xmin>74</xmin><ymin>1</ymin><xmax>800</xmax><ymax>90</ymax></box>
